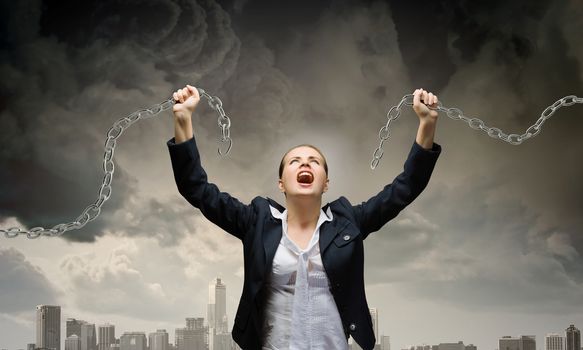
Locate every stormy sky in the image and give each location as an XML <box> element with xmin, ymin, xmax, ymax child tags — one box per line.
<box><xmin>1</xmin><ymin>0</ymin><xmax>582</xmax><ymax>349</ymax></box>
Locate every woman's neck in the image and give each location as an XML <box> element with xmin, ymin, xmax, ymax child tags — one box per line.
<box><xmin>285</xmin><ymin>196</ymin><xmax>322</xmax><ymax>230</ymax></box>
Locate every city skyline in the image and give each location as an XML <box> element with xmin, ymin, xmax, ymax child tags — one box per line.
<box><xmin>8</xmin><ymin>299</ymin><xmax>581</xmax><ymax>350</ymax></box>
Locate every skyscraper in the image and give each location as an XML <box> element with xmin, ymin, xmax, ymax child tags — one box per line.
<box><xmin>98</xmin><ymin>324</ymin><xmax>116</xmax><ymax>350</ymax></box>
<box><xmin>500</xmin><ymin>336</ymin><xmax>520</xmax><ymax>350</ymax></box>
<box><xmin>36</xmin><ymin>305</ymin><xmax>61</xmax><ymax>350</ymax></box>
<box><xmin>208</xmin><ymin>278</ymin><xmax>228</xmax><ymax>332</ymax></box>
<box><xmin>176</xmin><ymin>318</ymin><xmax>205</xmax><ymax>350</ymax></box>
<box><xmin>546</xmin><ymin>333</ymin><xmax>565</xmax><ymax>350</ymax></box>
<box><xmin>370</xmin><ymin>308</ymin><xmax>379</xmax><ymax>344</ymax></box>
<box><xmin>148</xmin><ymin>329</ymin><xmax>169</xmax><ymax>350</ymax></box>
<box><xmin>67</xmin><ymin>319</ymin><xmax>84</xmax><ymax>338</ymax></box>
<box><xmin>521</xmin><ymin>336</ymin><xmax>536</xmax><ymax>350</ymax></box>
<box><xmin>208</xmin><ymin>278</ymin><xmax>228</xmax><ymax>350</ymax></box>
<box><xmin>120</xmin><ymin>332</ymin><xmax>146</xmax><ymax>350</ymax></box>
<box><xmin>566</xmin><ymin>325</ymin><xmax>581</xmax><ymax>350</ymax></box>
<box><xmin>66</xmin><ymin>335</ymin><xmax>82</xmax><ymax>350</ymax></box>
<box><xmin>380</xmin><ymin>336</ymin><xmax>391</xmax><ymax>350</ymax></box>
<box><xmin>81</xmin><ymin>323</ymin><xmax>97</xmax><ymax>350</ymax></box>
<box><xmin>499</xmin><ymin>335</ymin><xmax>536</xmax><ymax>350</ymax></box>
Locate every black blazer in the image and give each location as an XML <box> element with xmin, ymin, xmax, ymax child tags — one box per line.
<box><xmin>167</xmin><ymin>136</ymin><xmax>441</xmax><ymax>350</ymax></box>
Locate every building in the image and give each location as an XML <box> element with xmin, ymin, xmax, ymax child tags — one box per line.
<box><xmin>370</xmin><ymin>308</ymin><xmax>379</xmax><ymax>344</ymax></box>
<box><xmin>67</xmin><ymin>319</ymin><xmax>85</xmax><ymax>338</ymax></box>
<box><xmin>208</xmin><ymin>278</ymin><xmax>229</xmax><ymax>350</ymax></box>
<box><xmin>380</xmin><ymin>336</ymin><xmax>390</xmax><ymax>350</ymax></box>
<box><xmin>66</xmin><ymin>319</ymin><xmax>97</xmax><ymax>350</ymax></box>
<box><xmin>499</xmin><ymin>335</ymin><xmax>536</xmax><ymax>350</ymax></box>
<box><xmin>36</xmin><ymin>305</ymin><xmax>61</xmax><ymax>350</ymax></box>
<box><xmin>438</xmin><ymin>342</ymin><xmax>466</xmax><ymax>350</ymax></box>
<box><xmin>465</xmin><ymin>345</ymin><xmax>477</xmax><ymax>350</ymax></box>
<box><xmin>66</xmin><ymin>335</ymin><xmax>82</xmax><ymax>350</ymax></box>
<box><xmin>176</xmin><ymin>318</ymin><xmax>206</xmax><ymax>350</ymax></box>
<box><xmin>148</xmin><ymin>330</ymin><xmax>169</xmax><ymax>350</ymax></box>
<box><xmin>81</xmin><ymin>323</ymin><xmax>97</xmax><ymax>350</ymax></box>
<box><xmin>521</xmin><ymin>336</ymin><xmax>536</xmax><ymax>350</ymax></box>
<box><xmin>98</xmin><ymin>324</ymin><xmax>116</xmax><ymax>350</ymax></box>
<box><xmin>500</xmin><ymin>336</ymin><xmax>520</xmax><ymax>350</ymax></box>
<box><xmin>567</xmin><ymin>325</ymin><xmax>581</xmax><ymax>350</ymax></box>
<box><xmin>546</xmin><ymin>333</ymin><xmax>565</xmax><ymax>350</ymax></box>
<box><xmin>120</xmin><ymin>332</ymin><xmax>147</xmax><ymax>350</ymax></box>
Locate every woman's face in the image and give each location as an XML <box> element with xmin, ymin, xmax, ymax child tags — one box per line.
<box><xmin>278</xmin><ymin>146</ymin><xmax>329</xmax><ymax>199</ymax></box>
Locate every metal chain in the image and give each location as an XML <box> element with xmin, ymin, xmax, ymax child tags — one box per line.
<box><xmin>3</xmin><ymin>87</ymin><xmax>581</xmax><ymax>238</ymax></box>
<box><xmin>370</xmin><ymin>94</ymin><xmax>583</xmax><ymax>169</ymax></box>
<box><xmin>2</xmin><ymin>87</ymin><xmax>232</xmax><ymax>239</ymax></box>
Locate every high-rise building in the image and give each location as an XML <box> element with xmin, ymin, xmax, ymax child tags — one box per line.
<box><xmin>500</xmin><ymin>337</ymin><xmax>521</xmax><ymax>350</ymax></box>
<box><xmin>98</xmin><ymin>324</ymin><xmax>116</xmax><ymax>350</ymax></box>
<box><xmin>120</xmin><ymin>332</ymin><xmax>146</xmax><ymax>350</ymax></box>
<box><xmin>546</xmin><ymin>333</ymin><xmax>565</xmax><ymax>350</ymax></box>
<box><xmin>500</xmin><ymin>335</ymin><xmax>536</xmax><ymax>350</ymax></box>
<box><xmin>66</xmin><ymin>335</ymin><xmax>82</xmax><ymax>350</ymax></box>
<box><xmin>66</xmin><ymin>319</ymin><xmax>97</xmax><ymax>350</ymax></box>
<box><xmin>521</xmin><ymin>336</ymin><xmax>536</xmax><ymax>350</ymax></box>
<box><xmin>67</xmin><ymin>319</ymin><xmax>84</xmax><ymax>338</ymax></box>
<box><xmin>176</xmin><ymin>318</ymin><xmax>206</xmax><ymax>350</ymax></box>
<box><xmin>148</xmin><ymin>329</ymin><xmax>169</xmax><ymax>350</ymax></box>
<box><xmin>370</xmin><ymin>308</ymin><xmax>379</xmax><ymax>344</ymax></box>
<box><xmin>27</xmin><ymin>344</ymin><xmax>35</xmax><ymax>350</ymax></box>
<box><xmin>208</xmin><ymin>278</ymin><xmax>228</xmax><ymax>350</ymax></box>
<box><xmin>380</xmin><ymin>336</ymin><xmax>390</xmax><ymax>350</ymax></box>
<box><xmin>567</xmin><ymin>325</ymin><xmax>581</xmax><ymax>350</ymax></box>
<box><xmin>81</xmin><ymin>323</ymin><xmax>97</xmax><ymax>350</ymax></box>
<box><xmin>36</xmin><ymin>305</ymin><xmax>61</xmax><ymax>350</ymax></box>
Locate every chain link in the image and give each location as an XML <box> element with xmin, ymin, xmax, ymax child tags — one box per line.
<box><xmin>2</xmin><ymin>87</ymin><xmax>232</xmax><ymax>239</ymax></box>
<box><xmin>370</xmin><ymin>94</ymin><xmax>582</xmax><ymax>169</ymax></box>
<box><xmin>3</xmin><ymin>89</ymin><xmax>580</xmax><ymax>238</ymax></box>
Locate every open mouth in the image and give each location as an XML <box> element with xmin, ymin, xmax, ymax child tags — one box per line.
<box><xmin>297</xmin><ymin>171</ymin><xmax>314</xmax><ymax>185</ymax></box>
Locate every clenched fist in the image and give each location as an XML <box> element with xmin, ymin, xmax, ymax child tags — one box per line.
<box><xmin>412</xmin><ymin>88</ymin><xmax>439</xmax><ymax>123</ymax></box>
<box><xmin>172</xmin><ymin>84</ymin><xmax>200</xmax><ymax>121</ymax></box>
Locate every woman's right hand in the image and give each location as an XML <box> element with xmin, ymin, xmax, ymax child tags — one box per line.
<box><xmin>172</xmin><ymin>84</ymin><xmax>200</xmax><ymax>122</ymax></box>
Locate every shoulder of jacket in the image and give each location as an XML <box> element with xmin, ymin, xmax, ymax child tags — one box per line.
<box><xmin>333</xmin><ymin>196</ymin><xmax>353</xmax><ymax>209</ymax></box>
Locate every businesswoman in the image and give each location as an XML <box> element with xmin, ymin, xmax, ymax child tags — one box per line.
<box><xmin>167</xmin><ymin>85</ymin><xmax>441</xmax><ymax>350</ymax></box>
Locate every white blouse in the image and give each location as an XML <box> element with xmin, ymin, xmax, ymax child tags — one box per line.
<box><xmin>262</xmin><ymin>205</ymin><xmax>349</xmax><ymax>350</ymax></box>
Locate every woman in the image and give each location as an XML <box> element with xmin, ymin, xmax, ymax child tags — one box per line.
<box><xmin>167</xmin><ymin>85</ymin><xmax>441</xmax><ymax>350</ymax></box>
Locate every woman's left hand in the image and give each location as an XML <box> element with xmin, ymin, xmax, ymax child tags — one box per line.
<box><xmin>413</xmin><ymin>88</ymin><xmax>439</xmax><ymax>123</ymax></box>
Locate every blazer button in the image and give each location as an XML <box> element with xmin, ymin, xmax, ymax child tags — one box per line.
<box><xmin>343</xmin><ymin>234</ymin><xmax>350</xmax><ymax>241</ymax></box>
<box><xmin>349</xmin><ymin>323</ymin><xmax>356</xmax><ymax>331</ymax></box>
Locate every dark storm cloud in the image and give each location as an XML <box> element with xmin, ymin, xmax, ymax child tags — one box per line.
<box><xmin>0</xmin><ymin>247</ymin><xmax>59</xmax><ymax>313</ymax></box>
<box><xmin>0</xmin><ymin>0</ymin><xmax>246</xmax><ymax>242</ymax></box>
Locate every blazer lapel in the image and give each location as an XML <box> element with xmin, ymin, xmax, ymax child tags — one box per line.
<box><xmin>263</xmin><ymin>198</ymin><xmax>284</xmax><ymax>275</ymax></box>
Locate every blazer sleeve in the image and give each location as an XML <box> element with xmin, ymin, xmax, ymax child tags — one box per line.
<box><xmin>166</xmin><ymin>136</ymin><xmax>255</xmax><ymax>241</ymax></box>
<box><xmin>352</xmin><ymin>140</ymin><xmax>441</xmax><ymax>239</ymax></box>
